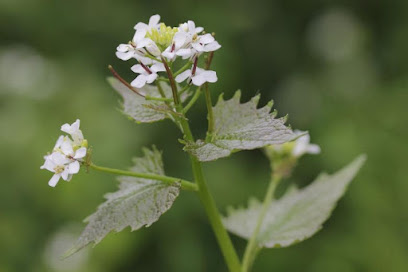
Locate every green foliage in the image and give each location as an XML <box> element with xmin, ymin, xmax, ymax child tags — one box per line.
<box><xmin>65</xmin><ymin>147</ymin><xmax>180</xmax><ymax>257</ymax></box>
<box><xmin>184</xmin><ymin>91</ymin><xmax>297</xmax><ymax>161</ymax></box>
<box><xmin>223</xmin><ymin>155</ymin><xmax>366</xmax><ymax>248</ymax></box>
<box><xmin>108</xmin><ymin>77</ymin><xmax>189</xmax><ymax>123</ymax></box>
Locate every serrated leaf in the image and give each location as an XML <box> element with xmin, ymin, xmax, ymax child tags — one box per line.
<box><xmin>184</xmin><ymin>91</ymin><xmax>297</xmax><ymax>161</ymax></box>
<box><xmin>65</xmin><ymin>147</ymin><xmax>180</xmax><ymax>257</ymax></box>
<box><xmin>223</xmin><ymin>155</ymin><xmax>366</xmax><ymax>248</ymax></box>
<box><xmin>108</xmin><ymin>77</ymin><xmax>189</xmax><ymax>123</ymax></box>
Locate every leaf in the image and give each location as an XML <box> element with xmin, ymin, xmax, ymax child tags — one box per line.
<box><xmin>108</xmin><ymin>77</ymin><xmax>189</xmax><ymax>123</ymax></box>
<box><xmin>65</xmin><ymin>147</ymin><xmax>180</xmax><ymax>257</ymax></box>
<box><xmin>223</xmin><ymin>155</ymin><xmax>366</xmax><ymax>248</ymax></box>
<box><xmin>184</xmin><ymin>91</ymin><xmax>297</xmax><ymax>161</ymax></box>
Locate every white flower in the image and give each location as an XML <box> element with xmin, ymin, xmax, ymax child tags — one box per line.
<box><xmin>61</xmin><ymin>119</ymin><xmax>84</xmax><ymax>145</ymax></box>
<box><xmin>178</xmin><ymin>20</ymin><xmax>203</xmax><ymax>35</ymax></box>
<box><xmin>134</xmin><ymin>14</ymin><xmax>161</xmax><ymax>32</ymax></box>
<box><xmin>41</xmin><ymin>120</ymin><xmax>88</xmax><ymax>187</ymax></box>
<box><xmin>162</xmin><ymin>32</ymin><xmax>190</xmax><ymax>61</ymax></box>
<box><xmin>40</xmin><ymin>151</ymin><xmax>81</xmax><ymax>187</ymax></box>
<box><xmin>292</xmin><ymin>131</ymin><xmax>321</xmax><ymax>157</ymax></box>
<box><xmin>175</xmin><ymin>67</ymin><xmax>217</xmax><ymax>86</ymax></box>
<box><xmin>176</xmin><ymin>33</ymin><xmax>221</xmax><ymax>59</ymax></box>
<box><xmin>130</xmin><ymin>63</ymin><xmax>165</xmax><ymax>88</ymax></box>
<box><xmin>116</xmin><ymin>30</ymin><xmax>160</xmax><ymax>64</ymax></box>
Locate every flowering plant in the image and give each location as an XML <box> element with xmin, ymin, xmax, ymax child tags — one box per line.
<box><xmin>41</xmin><ymin>15</ymin><xmax>365</xmax><ymax>271</ymax></box>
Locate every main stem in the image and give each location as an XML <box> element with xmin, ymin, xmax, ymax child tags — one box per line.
<box><xmin>89</xmin><ymin>164</ymin><xmax>198</xmax><ymax>191</ymax></box>
<box><xmin>242</xmin><ymin>173</ymin><xmax>282</xmax><ymax>272</ymax></box>
<box><xmin>177</xmin><ymin>113</ymin><xmax>241</xmax><ymax>271</ymax></box>
<box><xmin>163</xmin><ymin>60</ymin><xmax>241</xmax><ymax>271</ymax></box>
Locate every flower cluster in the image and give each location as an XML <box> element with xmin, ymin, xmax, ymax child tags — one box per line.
<box><xmin>40</xmin><ymin>120</ymin><xmax>88</xmax><ymax>187</ymax></box>
<box><xmin>116</xmin><ymin>15</ymin><xmax>220</xmax><ymax>88</ymax></box>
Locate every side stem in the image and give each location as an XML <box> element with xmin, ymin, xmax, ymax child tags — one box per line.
<box><xmin>241</xmin><ymin>173</ymin><xmax>282</xmax><ymax>271</ymax></box>
<box><xmin>89</xmin><ymin>163</ymin><xmax>198</xmax><ymax>191</ymax></box>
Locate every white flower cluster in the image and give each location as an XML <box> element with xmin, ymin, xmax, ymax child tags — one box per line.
<box><xmin>41</xmin><ymin>120</ymin><xmax>88</xmax><ymax>187</ymax></box>
<box><xmin>116</xmin><ymin>15</ymin><xmax>221</xmax><ymax>88</ymax></box>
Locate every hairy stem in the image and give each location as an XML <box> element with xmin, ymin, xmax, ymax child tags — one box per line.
<box><xmin>163</xmin><ymin>61</ymin><xmax>241</xmax><ymax>271</ymax></box>
<box><xmin>242</xmin><ymin>173</ymin><xmax>282</xmax><ymax>271</ymax></box>
<box><xmin>89</xmin><ymin>164</ymin><xmax>198</xmax><ymax>191</ymax></box>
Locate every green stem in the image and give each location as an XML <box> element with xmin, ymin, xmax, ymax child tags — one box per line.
<box><xmin>183</xmin><ymin>87</ymin><xmax>202</xmax><ymax>114</ymax></box>
<box><xmin>145</xmin><ymin>96</ymin><xmax>172</xmax><ymax>102</ymax></box>
<box><xmin>204</xmin><ymin>83</ymin><xmax>215</xmax><ymax>136</ymax></box>
<box><xmin>163</xmin><ymin>61</ymin><xmax>241</xmax><ymax>271</ymax></box>
<box><xmin>174</xmin><ymin>61</ymin><xmax>193</xmax><ymax>77</ymax></box>
<box><xmin>190</xmin><ymin>156</ymin><xmax>242</xmax><ymax>272</ymax></box>
<box><xmin>89</xmin><ymin>163</ymin><xmax>198</xmax><ymax>192</ymax></box>
<box><xmin>242</xmin><ymin>173</ymin><xmax>282</xmax><ymax>272</ymax></box>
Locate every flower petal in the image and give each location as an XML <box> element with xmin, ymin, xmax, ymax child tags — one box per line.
<box><xmin>131</xmin><ymin>74</ymin><xmax>147</xmax><ymax>88</ymax></box>
<box><xmin>202</xmin><ymin>70</ymin><xmax>217</xmax><ymax>83</ymax></box>
<box><xmin>149</xmin><ymin>14</ymin><xmax>160</xmax><ymax>27</ymax></box>
<box><xmin>61</xmin><ymin>140</ymin><xmax>74</xmax><ymax>156</ymax></box>
<box><xmin>175</xmin><ymin>70</ymin><xmax>192</xmax><ymax>83</ymax></box>
<box><xmin>145</xmin><ymin>73</ymin><xmax>158</xmax><ymax>84</ymax></box>
<box><xmin>199</xmin><ymin>33</ymin><xmax>215</xmax><ymax>44</ymax></box>
<box><xmin>48</xmin><ymin>174</ymin><xmax>60</xmax><ymax>187</ymax></box>
<box><xmin>74</xmin><ymin>147</ymin><xmax>87</xmax><ymax>159</ymax></box>
<box><xmin>131</xmin><ymin>64</ymin><xmax>146</xmax><ymax>74</ymax></box>
<box><xmin>68</xmin><ymin>161</ymin><xmax>80</xmax><ymax>174</ymax></box>
<box><xmin>151</xmin><ymin>63</ymin><xmax>165</xmax><ymax>73</ymax></box>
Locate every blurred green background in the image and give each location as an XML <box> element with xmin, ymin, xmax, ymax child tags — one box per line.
<box><xmin>1</xmin><ymin>0</ymin><xmax>407</xmax><ymax>271</ymax></box>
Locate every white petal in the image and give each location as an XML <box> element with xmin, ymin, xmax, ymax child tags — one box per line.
<box><xmin>131</xmin><ymin>74</ymin><xmax>147</xmax><ymax>88</ymax></box>
<box><xmin>53</xmin><ymin>135</ymin><xmax>64</xmax><ymax>149</ymax></box>
<box><xmin>192</xmin><ymin>43</ymin><xmax>205</xmax><ymax>52</ymax></box>
<box><xmin>195</xmin><ymin>27</ymin><xmax>204</xmax><ymax>33</ymax></box>
<box><xmin>61</xmin><ymin>169</ymin><xmax>70</xmax><ymax>180</ymax></box>
<box><xmin>149</xmin><ymin>14</ymin><xmax>160</xmax><ymax>27</ymax></box>
<box><xmin>116</xmin><ymin>51</ymin><xmax>134</xmax><ymax>61</ymax></box>
<box><xmin>145</xmin><ymin>73</ymin><xmax>158</xmax><ymax>84</ymax></box>
<box><xmin>51</xmin><ymin>152</ymin><xmax>70</xmax><ymax>165</ymax></box>
<box><xmin>117</xmin><ymin>44</ymin><xmax>131</xmax><ymax>52</ymax></box>
<box><xmin>162</xmin><ymin>50</ymin><xmax>175</xmax><ymax>60</ymax></box>
<box><xmin>41</xmin><ymin>157</ymin><xmax>56</xmax><ymax>172</ymax></box>
<box><xmin>204</xmin><ymin>41</ymin><xmax>221</xmax><ymax>52</ymax></box>
<box><xmin>74</xmin><ymin>147</ymin><xmax>87</xmax><ymax>159</ymax></box>
<box><xmin>151</xmin><ymin>63</ymin><xmax>165</xmax><ymax>72</ymax></box>
<box><xmin>175</xmin><ymin>70</ymin><xmax>192</xmax><ymax>83</ymax></box>
<box><xmin>202</xmin><ymin>70</ymin><xmax>217</xmax><ymax>83</ymax></box>
<box><xmin>176</xmin><ymin>48</ymin><xmax>194</xmax><ymax>58</ymax></box>
<box><xmin>134</xmin><ymin>22</ymin><xmax>148</xmax><ymax>31</ymax></box>
<box><xmin>131</xmin><ymin>64</ymin><xmax>146</xmax><ymax>74</ymax></box>
<box><xmin>307</xmin><ymin>144</ymin><xmax>321</xmax><ymax>154</ymax></box>
<box><xmin>133</xmin><ymin>29</ymin><xmax>147</xmax><ymax>42</ymax></box>
<box><xmin>191</xmin><ymin>74</ymin><xmax>206</xmax><ymax>86</ymax></box>
<box><xmin>61</xmin><ymin>140</ymin><xmax>74</xmax><ymax>156</ymax></box>
<box><xmin>136</xmin><ymin>37</ymin><xmax>152</xmax><ymax>49</ymax></box>
<box><xmin>48</xmin><ymin>174</ymin><xmax>60</xmax><ymax>187</ymax></box>
<box><xmin>173</xmin><ymin>32</ymin><xmax>187</xmax><ymax>48</ymax></box>
<box><xmin>68</xmin><ymin>161</ymin><xmax>80</xmax><ymax>174</ymax></box>
<box><xmin>199</xmin><ymin>33</ymin><xmax>215</xmax><ymax>44</ymax></box>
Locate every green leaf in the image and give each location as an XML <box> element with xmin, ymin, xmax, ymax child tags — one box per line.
<box><xmin>108</xmin><ymin>77</ymin><xmax>189</xmax><ymax>123</ymax></box>
<box><xmin>184</xmin><ymin>91</ymin><xmax>297</xmax><ymax>161</ymax></box>
<box><xmin>223</xmin><ymin>155</ymin><xmax>366</xmax><ymax>248</ymax></box>
<box><xmin>65</xmin><ymin>147</ymin><xmax>180</xmax><ymax>257</ymax></box>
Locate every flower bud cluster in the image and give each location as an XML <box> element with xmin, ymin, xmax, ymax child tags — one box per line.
<box><xmin>40</xmin><ymin>120</ymin><xmax>88</xmax><ymax>187</ymax></box>
<box><xmin>116</xmin><ymin>15</ymin><xmax>221</xmax><ymax>88</ymax></box>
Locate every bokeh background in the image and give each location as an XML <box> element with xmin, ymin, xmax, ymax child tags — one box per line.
<box><xmin>1</xmin><ymin>0</ymin><xmax>407</xmax><ymax>271</ymax></box>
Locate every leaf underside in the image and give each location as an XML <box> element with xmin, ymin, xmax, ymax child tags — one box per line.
<box><xmin>223</xmin><ymin>155</ymin><xmax>366</xmax><ymax>248</ymax></box>
<box><xmin>65</xmin><ymin>147</ymin><xmax>180</xmax><ymax>257</ymax></box>
<box><xmin>108</xmin><ymin>77</ymin><xmax>189</xmax><ymax>123</ymax></box>
<box><xmin>184</xmin><ymin>91</ymin><xmax>297</xmax><ymax>162</ymax></box>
